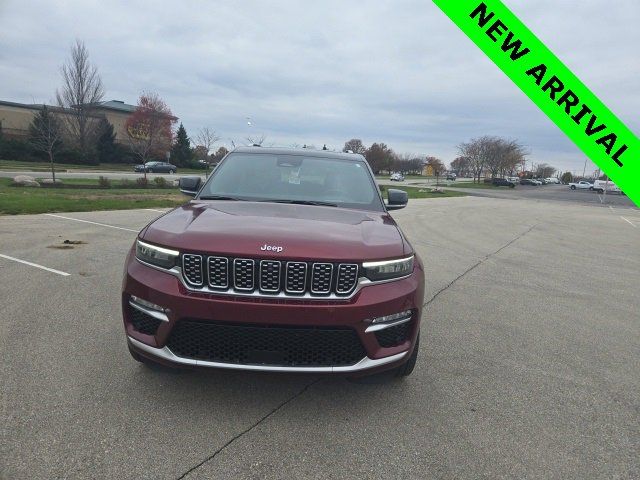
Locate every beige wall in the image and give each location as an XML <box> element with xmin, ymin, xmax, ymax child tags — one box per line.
<box><xmin>0</xmin><ymin>103</ymin><xmax>132</xmax><ymax>144</ymax></box>
<box><xmin>0</xmin><ymin>104</ymin><xmax>38</xmax><ymax>139</ymax></box>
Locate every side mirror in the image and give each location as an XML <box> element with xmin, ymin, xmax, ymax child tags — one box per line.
<box><xmin>386</xmin><ymin>189</ymin><xmax>408</xmax><ymax>210</ymax></box>
<box><xmin>179</xmin><ymin>176</ymin><xmax>202</xmax><ymax>197</ymax></box>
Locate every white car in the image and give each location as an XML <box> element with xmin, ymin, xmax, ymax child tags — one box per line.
<box><xmin>390</xmin><ymin>173</ymin><xmax>405</xmax><ymax>182</ymax></box>
<box><xmin>569</xmin><ymin>181</ymin><xmax>593</xmax><ymax>190</ymax></box>
<box><xmin>545</xmin><ymin>177</ymin><xmax>560</xmax><ymax>184</ymax></box>
<box><xmin>530</xmin><ymin>179</ymin><xmax>542</xmax><ymax>185</ymax></box>
<box><xmin>592</xmin><ymin>180</ymin><xmax>622</xmax><ymax>194</ymax></box>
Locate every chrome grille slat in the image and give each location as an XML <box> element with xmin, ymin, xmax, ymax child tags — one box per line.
<box><xmin>285</xmin><ymin>262</ymin><xmax>307</xmax><ymax>294</ymax></box>
<box><xmin>311</xmin><ymin>263</ymin><xmax>333</xmax><ymax>295</ymax></box>
<box><xmin>260</xmin><ymin>260</ymin><xmax>281</xmax><ymax>292</ymax></box>
<box><xmin>336</xmin><ymin>264</ymin><xmax>358</xmax><ymax>294</ymax></box>
<box><xmin>207</xmin><ymin>256</ymin><xmax>228</xmax><ymax>289</ymax></box>
<box><xmin>233</xmin><ymin>259</ymin><xmax>255</xmax><ymax>291</ymax></box>
<box><xmin>182</xmin><ymin>254</ymin><xmax>203</xmax><ymax>286</ymax></box>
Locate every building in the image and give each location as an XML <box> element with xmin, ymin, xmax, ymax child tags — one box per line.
<box><xmin>0</xmin><ymin>99</ymin><xmax>138</xmax><ymax>143</ymax></box>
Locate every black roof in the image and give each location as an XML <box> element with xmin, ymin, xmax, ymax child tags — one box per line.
<box><xmin>232</xmin><ymin>146</ymin><xmax>365</xmax><ymax>161</ymax></box>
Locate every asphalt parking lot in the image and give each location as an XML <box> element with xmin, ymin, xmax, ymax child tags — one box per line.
<box><xmin>2</xmin><ymin>196</ymin><xmax>639</xmax><ymax>479</ymax></box>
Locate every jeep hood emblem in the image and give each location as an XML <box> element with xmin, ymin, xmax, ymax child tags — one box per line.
<box><xmin>260</xmin><ymin>244</ymin><xmax>283</xmax><ymax>253</ymax></box>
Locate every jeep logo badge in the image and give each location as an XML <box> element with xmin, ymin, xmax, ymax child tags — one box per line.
<box><xmin>260</xmin><ymin>244</ymin><xmax>283</xmax><ymax>253</ymax></box>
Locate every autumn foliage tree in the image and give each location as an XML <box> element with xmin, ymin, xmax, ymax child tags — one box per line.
<box><xmin>125</xmin><ymin>92</ymin><xmax>176</xmax><ymax>180</ymax></box>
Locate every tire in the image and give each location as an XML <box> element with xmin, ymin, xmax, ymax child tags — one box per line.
<box><xmin>589</xmin><ymin>187</ymin><xmax>594</xmax><ymax>191</ymax></box>
<box><xmin>509</xmin><ymin>184</ymin><xmax>515</xmax><ymax>188</ymax></box>
<box><xmin>170</xmin><ymin>169</ymin><xmax>176</xmax><ymax>174</ymax></box>
<box><xmin>570</xmin><ymin>185</ymin><xmax>576</xmax><ymax>190</ymax></box>
<box><xmin>394</xmin><ymin>333</ymin><xmax>419</xmax><ymax>378</ymax></box>
<box><xmin>597</xmin><ymin>189</ymin><xmax>604</xmax><ymax>194</ymax></box>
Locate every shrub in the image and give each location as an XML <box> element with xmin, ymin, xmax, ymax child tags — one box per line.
<box><xmin>136</xmin><ymin>177</ymin><xmax>148</xmax><ymax>188</ymax></box>
<box><xmin>98</xmin><ymin>176</ymin><xmax>111</xmax><ymax>188</ymax></box>
<box><xmin>120</xmin><ymin>178</ymin><xmax>132</xmax><ymax>188</ymax></box>
<box><xmin>153</xmin><ymin>176</ymin><xmax>167</xmax><ymax>188</ymax></box>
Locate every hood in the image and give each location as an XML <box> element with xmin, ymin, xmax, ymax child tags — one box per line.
<box><xmin>142</xmin><ymin>201</ymin><xmax>407</xmax><ymax>261</ymax></box>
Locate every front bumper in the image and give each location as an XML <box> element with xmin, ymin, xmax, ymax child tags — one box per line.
<box><xmin>122</xmin><ymin>251</ymin><xmax>424</xmax><ymax>373</ymax></box>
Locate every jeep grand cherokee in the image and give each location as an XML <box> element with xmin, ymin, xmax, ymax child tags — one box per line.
<box><xmin>122</xmin><ymin>147</ymin><xmax>424</xmax><ymax>377</ymax></box>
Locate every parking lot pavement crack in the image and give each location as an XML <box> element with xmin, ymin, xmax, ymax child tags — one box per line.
<box><xmin>175</xmin><ymin>377</ymin><xmax>322</xmax><ymax>480</ymax></box>
<box><xmin>423</xmin><ymin>223</ymin><xmax>539</xmax><ymax>309</ymax></box>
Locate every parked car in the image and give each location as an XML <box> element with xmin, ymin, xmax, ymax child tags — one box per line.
<box><xmin>592</xmin><ymin>180</ymin><xmax>622</xmax><ymax>194</ymax></box>
<box><xmin>492</xmin><ymin>178</ymin><xmax>515</xmax><ymax>188</ymax></box>
<box><xmin>534</xmin><ymin>178</ymin><xmax>548</xmax><ymax>185</ymax></box>
<box><xmin>123</xmin><ymin>146</ymin><xmax>424</xmax><ymax>378</ymax></box>
<box><xmin>390</xmin><ymin>173</ymin><xmax>405</xmax><ymax>182</ymax></box>
<box><xmin>520</xmin><ymin>178</ymin><xmax>539</xmax><ymax>186</ymax></box>
<box><xmin>134</xmin><ymin>161</ymin><xmax>177</xmax><ymax>174</ymax></box>
<box><xmin>545</xmin><ymin>177</ymin><xmax>560</xmax><ymax>184</ymax></box>
<box><xmin>446</xmin><ymin>173</ymin><xmax>457</xmax><ymax>181</ymax></box>
<box><xmin>569</xmin><ymin>180</ymin><xmax>593</xmax><ymax>190</ymax></box>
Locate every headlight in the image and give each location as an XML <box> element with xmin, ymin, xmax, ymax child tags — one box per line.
<box><xmin>135</xmin><ymin>239</ymin><xmax>179</xmax><ymax>269</ymax></box>
<box><xmin>362</xmin><ymin>255</ymin><xmax>414</xmax><ymax>281</ymax></box>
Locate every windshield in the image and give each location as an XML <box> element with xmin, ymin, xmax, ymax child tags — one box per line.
<box><xmin>198</xmin><ymin>153</ymin><xmax>384</xmax><ymax>211</ymax></box>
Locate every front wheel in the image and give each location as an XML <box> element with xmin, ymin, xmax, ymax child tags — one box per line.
<box><xmin>394</xmin><ymin>334</ymin><xmax>419</xmax><ymax>378</ymax></box>
<box><xmin>170</xmin><ymin>169</ymin><xmax>176</xmax><ymax>174</ymax></box>
<box><xmin>570</xmin><ymin>185</ymin><xmax>576</xmax><ymax>190</ymax></box>
<box><xmin>589</xmin><ymin>187</ymin><xmax>594</xmax><ymax>191</ymax></box>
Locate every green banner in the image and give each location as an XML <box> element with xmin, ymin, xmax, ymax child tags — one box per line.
<box><xmin>432</xmin><ymin>0</ymin><xmax>639</xmax><ymax>206</ymax></box>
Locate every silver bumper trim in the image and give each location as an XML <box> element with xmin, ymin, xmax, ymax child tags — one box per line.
<box><xmin>365</xmin><ymin>316</ymin><xmax>412</xmax><ymax>333</ymax></box>
<box><xmin>128</xmin><ymin>336</ymin><xmax>407</xmax><ymax>372</ymax></box>
<box><xmin>128</xmin><ymin>299</ymin><xmax>169</xmax><ymax>322</ymax></box>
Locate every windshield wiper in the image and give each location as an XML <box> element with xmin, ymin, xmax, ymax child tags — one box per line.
<box><xmin>260</xmin><ymin>199</ymin><xmax>338</xmax><ymax>207</ymax></box>
<box><xmin>198</xmin><ymin>195</ymin><xmax>243</xmax><ymax>201</ymax></box>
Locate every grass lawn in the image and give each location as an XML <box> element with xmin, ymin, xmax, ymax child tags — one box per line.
<box><xmin>0</xmin><ymin>159</ymin><xmax>207</xmax><ymax>175</ymax></box>
<box><xmin>0</xmin><ymin>178</ymin><xmax>187</xmax><ymax>215</ymax></box>
<box><xmin>381</xmin><ymin>185</ymin><xmax>467</xmax><ymax>199</ymax></box>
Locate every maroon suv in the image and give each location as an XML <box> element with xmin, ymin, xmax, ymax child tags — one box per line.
<box><xmin>122</xmin><ymin>147</ymin><xmax>424</xmax><ymax>377</ymax></box>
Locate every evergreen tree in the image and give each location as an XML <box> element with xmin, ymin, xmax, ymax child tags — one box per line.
<box><xmin>96</xmin><ymin>118</ymin><xmax>117</xmax><ymax>163</ymax></box>
<box><xmin>171</xmin><ymin>123</ymin><xmax>193</xmax><ymax>166</ymax></box>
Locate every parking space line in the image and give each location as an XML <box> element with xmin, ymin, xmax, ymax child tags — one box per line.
<box><xmin>620</xmin><ymin>216</ymin><xmax>637</xmax><ymax>228</ymax></box>
<box><xmin>144</xmin><ymin>209</ymin><xmax>167</xmax><ymax>213</ymax></box>
<box><xmin>0</xmin><ymin>254</ymin><xmax>70</xmax><ymax>276</ymax></box>
<box><xmin>44</xmin><ymin>214</ymin><xmax>138</xmax><ymax>232</ymax></box>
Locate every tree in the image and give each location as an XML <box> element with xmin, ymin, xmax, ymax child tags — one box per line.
<box><xmin>245</xmin><ymin>134</ymin><xmax>266</xmax><ymax>146</ymax></box>
<box><xmin>342</xmin><ymin>138</ymin><xmax>366</xmax><ymax>155</ymax></box>
<box><xmin>560</xmin><ymin>171</ymin><xmax>573</xmax><ymax>184</ymax></box>
<box><xmin>365</xmin><ymin>143</ymin><xmax>394</xmax><ymax>174</ymax></box>
<box><xmin>535</xmin><ymin>163</ymin><xmax>556</xmax><ymax>178</ymax></box>
<box><xmin>212</xmin><ymin>146</ymin><xmax>229</xmax><ymax>163</ymax></box>
<box><xmin>96</xmin><ymin>118</ymin><xmax>117</xmax><ymax>163</ymax></box>
<box><xmin>56</xmin><ymin>39</ymin><xmax>104</xmax><ymax>160</ymax></box>
<box><xmin>171</xmin><ymin>123</ymin><xmax>193</xmax><ymax>166</ymax></box>
<box><xmin>458</xmin><ymin>136</ymin><xmax>499</xmax><ymax>183</ymax></box>
<box><xmin>450</xmin><ymin>156</ymin><xmax>470</xmax><ymax>177</ymax></box>
<box><xmin>29</xmin><ymin>106</ymin><xmax>63</xmax><ymax>183</ymax></box>
<box><xmin>125</xmin><ymin>92</ymin><xmax>176</xmax><ymax>180</ymax></box>
<box><xmin>196</xmin><ymin>127</ymin><xmax>220</xmax><ymax>160</ymax></box>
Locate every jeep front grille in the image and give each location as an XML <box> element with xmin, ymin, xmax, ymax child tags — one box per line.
<box><xmin>182</xmin><ymin>254</ymin><xmax>203</xmax><ymax>286</ymax></box>
<box><xmin>181</xmin><ymin>254</ymin><xmax>358</xmax><ymax>297</ymax></box>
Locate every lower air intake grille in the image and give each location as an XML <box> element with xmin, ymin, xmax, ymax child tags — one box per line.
<box><xmin>374</xmin><ymin>322</ymin><xmax>411</xmax><ymax>348</ymax></box>
<box><xmin>129</xmin><ymin>307</ymin><xmax>162</xmax><ymax>335</ymax></box>
<box><xmin>167</xmin><ymin>320</ymin><xmax>367</xmax><ymax>367</ymax></box>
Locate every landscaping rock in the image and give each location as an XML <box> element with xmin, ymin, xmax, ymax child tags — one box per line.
<box><xmin>12</xmin><ymin>175</ymin><xmax>40</xmax><ymax>187</ymax></box>
<box><xmin>41</xmin><ymin>178</ymin><xmax>63</xmax><ymax>185</ymax></box>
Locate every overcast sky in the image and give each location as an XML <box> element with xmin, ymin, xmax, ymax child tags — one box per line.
<box><xmin>1</xmin><ymin>0</ymin><xmax>638</xmax><ymax>173</ymax></box>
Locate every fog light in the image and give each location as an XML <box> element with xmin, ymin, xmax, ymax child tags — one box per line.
<box><xmin>370</xmin><ymin>310</ymin><xmax>412</xmax><ymax>324</ymax></box>
<box><xmin>130</xmin><ymin>295</ymin><xmax>166</xmax><ymax>312</ymax></box>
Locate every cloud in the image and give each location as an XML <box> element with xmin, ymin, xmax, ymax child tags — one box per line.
<box><xmin>1</xmin><ymin>0</ymin><xmax>638</xmax><ymax>173</ymax></box>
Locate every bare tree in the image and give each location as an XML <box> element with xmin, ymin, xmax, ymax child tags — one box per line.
<box><xmin>535</xmin><ymin>163</ymin><xmax>556</xmax><ymax>178</ymax></box>
<box><xmin>56</xmin><ymin>39</ymin><xmax>104</xmax><ymax>158</ymax></box>
<box><xmin>245</xmin><ymin>134</ymin><xmax>266</xmax><ymax>146</ymax></box>
<box><xmin>29</xmin><ymin>106</ymin><xmax>63</xmax><ymax>183</ymax></box>
<box><xmin>196</xmin><ymin>127</ymin><xmax>220</xmax><ymax>160</ymax></box>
